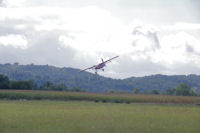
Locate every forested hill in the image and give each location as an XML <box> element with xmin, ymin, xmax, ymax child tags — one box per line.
<box><xmin>0</xmin><ymin>63</ymin><xmax>200</xmax><ymax>93</ymax></box>
<box><xmin>0</xmin><ymin>63</ymin><xmax>127</xmax><ymax>92</ymax></box>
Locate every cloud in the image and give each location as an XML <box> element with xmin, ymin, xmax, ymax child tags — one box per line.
<box><xmin>0</xmin><ymin>34</ymin><xmax>27</xmax><ymax>49</ymax></box>
<box><xmin>0</xmin><ymin>31</ymin><xmax>78</xmax><ymax>67</ymax></box>
<box><xmin>0</xmin><ymin>1</ymin><xmax>200</xmax><ymax>78</ymax></box>
<box><xmin>150</xmin><ymin>32</ymin><xmax>200</xmax><ymax>74</ymax></box>
<box><xmin>132</xmin><ymin>24</ymin><xmax>160</xmax><ymax>52</ymax></box>
<box><xmin>0</xmin><ymin>5</ymin><xmax>127</xmax><ymax>69</ymax></box>
<box><xmin>0</xmin><ymin>0</ymin><xmax>5</xmax><ymax>7</ymax></box>
<box><xmin>162</xmin><ymin>23</ymin><xmax>200</xmax><ymax>31</ymax></box>
<box><xmin>1</xmin><ymin>0</ymin><xmax>26</xmax><ymax>7</ymax></box>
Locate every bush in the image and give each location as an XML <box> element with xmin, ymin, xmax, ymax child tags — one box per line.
<box><xmin>125</xmin><ymin>100</ymin><xmax>131</xmax><ymax>104</ymax></box>
<box><xmin>108</xmin><ymin>89</ymin><xmax>115</xmax><ymax>93</ymax></box>
<box><xmin>101</xmin><ymin>99</ymin><xmax>107</xmax><ymax>103</ymax></box>
<box><xmin>0</xmin><ymin>75</ymin><xmax>10</xmax><ymax>89</ymax></box>
<box><xmin>71</xmin><ymin>87</ymin><xmax>81</xmax><ymax>92</ymax></box>
<box><xmin>94</xmin><ymin>99</ymin><xmax>99</xmax><ymax>103</ymax></box>
<box><xmin>152</xmin><ymin>89</ymin><xmax>159</xmax><ymax>95</ymax></box>
<box><xmin>164</xmin><ymin>88</ymin><xmax>176</xmax><ymax>95</ymax></box>
<box><xmin>10</xmin><ymin>80</ymin><xmax>37</xmax><ymax>90</ymax></box>
<box><xmin>113</xmin><ymin>99</ymin><xmax>123</xmax><ymax>103</ymax></box>
<box><xmin>133</xmin><ymin>88</ymin><xmax>140</xmax><ymax>94</ymax></box>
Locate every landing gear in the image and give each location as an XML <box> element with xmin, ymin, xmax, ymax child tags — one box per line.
<box><xmin>102</xmin><ymin>69</ymin><xmax>104</xmax><ymax>71</ymax></box>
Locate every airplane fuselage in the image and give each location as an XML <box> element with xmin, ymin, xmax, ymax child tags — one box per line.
<box><xmin>95</xmin><ymin>62</ymin><xmax>105</xmax><ymax>70</ymax></box>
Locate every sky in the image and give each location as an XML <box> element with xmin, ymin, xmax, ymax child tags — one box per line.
<box><xmin>0</xmin><ymin>0</ymin><xmax>200</xmax><ymax>78</ymax></box>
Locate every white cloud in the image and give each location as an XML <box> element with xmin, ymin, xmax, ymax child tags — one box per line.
<box><xmin>1</xmin><ymin>0</ymin><xmax>26</xmax><ymax>7</ymax></box>
<box><xmin>0</xmin><ymin>34</ymin><xmax>27</xmax><ymax>49</ymax></box>
<box><xmin>0</xmin><ymin>0</ymin><xmax>200</xmax><ymax>78</ymax></box>
<box><xmin>162</xmin><ymin>22</ymin><xmax>200</xmax><ymax>31</ymax></box>
<box><xmin>156</xmin><ymin>32</ymin><xmax>200</xmax><ymax>65</ymax></box>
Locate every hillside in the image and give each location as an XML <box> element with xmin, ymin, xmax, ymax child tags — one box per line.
<box><xmin>0</xmin><ymin>63</ymin><xmax>200</xmax><ymax>93</ymax></box>
<box><xmin>125</xmin><ymin>74</ymin><xmax>200</xmax><ymax>93</ymax></box>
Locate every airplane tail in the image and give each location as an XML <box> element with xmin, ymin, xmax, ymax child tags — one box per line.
<box><xmin>101</xmin><ymin>58</ymin><xmax>104</xmax><ymax>63</ymax></box>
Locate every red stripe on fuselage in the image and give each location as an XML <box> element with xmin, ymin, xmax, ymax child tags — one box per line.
<box><xmin>95</xmin><ymin>63</ymin><xmax>105</xmax><ymax>69</ymax></box>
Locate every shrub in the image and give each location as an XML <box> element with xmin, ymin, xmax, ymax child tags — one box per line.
<box><xmin>113</xmin><ymin>99</ymin><xmax>123</xmax><ymax>103</ymax></box>
<box><xmin>125</xmin><ymin>101</ymin><xmax>131</xmax><ymax>104</ymax></box>
<box><xmin>94</xmin><ymin>99</ymin><xmax>99</xmax><ymax>103</ymax></box>
<box><xmin>133</xmin><ymin>88</ymin><xmax>140</xmax><ymax>94</ymax></box>
<box><xmin>102</xmin><ymin>99</ymin><xmax>107</xmax><ymax>103</ymax></box>
<box><xmin>152</xmin><ymin>89</ymin><xmax>159</xmax><ymax>95</ymax></box>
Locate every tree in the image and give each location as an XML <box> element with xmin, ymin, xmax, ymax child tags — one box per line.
<box><xmin>14</xmin><ymin>62</ymin><xmax>19</xmax><ymax>65</ymax></box>
<box><xmin>133</xmin><ymin>88</ymin><xmax>140</xmax><ymax>94</ymax></box>
<box><xmin>0</xmin><ymin>75</ymin><xmax>10</xmax><ymax>89</ymax></box>
<box><xmin>40</xmin><ymin>81</ymin><xmax>55</xmax><ymax>90</ymax></box>
<box><xmin>71</xmin><ymin>86</ymin><xmax>80</xmax><ymax>92</ymax></box>
<box><xmin>0</xmin><ymin>75</ymin><xmax>9</xmax><ymax>89</ymax></box>
<box><xmin>164</xmin><ymin>88</ymin><xmax>176</xmax><ymax>95</ymax></box>
<box><xmin>190</xmin><ymin>87</ymin><xmax>198</xmax><ymax>96</ymax></box>
<box><xmin>10</xmin><ymin>80</ymin><xmax>37</xmax><ymax>90</ymax></box>
<box><xmin>151</xmin><ymin>89</ymin><xmax>159</xmax><ymax>95</ymax></box>
<box><xmin>54</xmin><ymin>83</ymin><xmax>68</xmax><ymax>91</ymax></box>
<box><xmin>175</xmin><ymin>83</ymin><xmax>191</xmax><ymax>96</ymax></box>
<box><xmin>108</xmin><ymin>89</ymin><xmax>115</xmax><ymax>93</ymax></box>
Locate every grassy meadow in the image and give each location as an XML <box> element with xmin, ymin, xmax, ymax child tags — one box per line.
<box><xmin>0</xmin><ymin>90</ymin><xmax>200</xmax><ymax>104</ymax></box>
<box><xmin>0</xmin><ymin>90</ymin><xmax>200</xmax><ymax>133</ymax></box>
<box><xmin>0</xmin><ymin>100</ymin><xmax>200</xmax><ymax>133</ymax></box>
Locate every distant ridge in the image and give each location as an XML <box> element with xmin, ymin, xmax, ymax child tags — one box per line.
<box><xmin>0</xmin><ymin>63</ymin><xmax>200</xmax><ymax>93</ymax></box>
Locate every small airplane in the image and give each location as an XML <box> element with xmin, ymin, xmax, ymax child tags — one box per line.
<box><xmin>79</xmin><ymin>56</ymin><xmax>119</xmax><ymax>74</ymax></box>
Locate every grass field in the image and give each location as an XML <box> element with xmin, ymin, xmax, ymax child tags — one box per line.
<box><xmin>0</xmin><ymin>90</ymin><xmax>200</xmax><ymax>104</ymax></box>
<box><xmin>0</xmin><ymin>100</ymin><xmax>200</xmax><ymax>133</ymax></box>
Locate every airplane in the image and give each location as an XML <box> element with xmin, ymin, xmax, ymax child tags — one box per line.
<box><xmin>79</xmin><ymin>56</ymin><xmax>119</xmax><ymax>74</ymax></box>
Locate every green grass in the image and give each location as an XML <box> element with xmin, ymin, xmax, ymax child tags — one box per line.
<box><xmin>0</xmin><ymin>90</ymin><xmax>200</xmax><ymax>104</ymax></box>
<box><xmin>0</xmin><ymin>100</ymin><xmax>200</xmax><ymax>133</ymax></box>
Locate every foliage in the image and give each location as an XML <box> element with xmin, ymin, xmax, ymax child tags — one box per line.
<box><xmin>108</xmin><ymin>89</ymin><xmax>115</xmax><ymax>93</ymax></box>
<box><xmin>40</xmin><ymin>81</ymin><xmax>54</xmax><ymax>90</ymax></box>
<box><xmin>0</xmin><ymin>74</ymin><xmax>37</xmax><ymax>90</ymax></box>
<box><xmin>10</xmin><ymin>80</ymin><xmax>37</xmax><ymax>90</ymax></box>
<box><xmin>0</xmin><ymin>64</ymin><xmax>200</xmax><ymax>93</ymax></box>
<box><xmin>133</xmin><ymin>88</ymin><xmax>140</xmax><ymax>94</ymax></box>
<box><xmin>0</xmin><ymin>74</ymin><xmax>70</xmax><ymax>91</ymax></box>
<box><xmin>164</xmin><ymin>88</ymin><xmax>176</xmax><ymax>95</ymax></box>
<box><xmin>0</xmin><ymin>75</ymin><xmax>10</xmax><ymax>89</ymax></box>
<box><xmin>163</xmin><ymin>83</ymin><xmax>199</xmax><ymax>96</ymax></box>
<box><xmin>176</xmin><ymin>83</ymin><xmax>191</xmax><ymax>96</ymax></box>
<box><xmin>175</xmin><ymin>83</ymin><xmax>198</xmax><ymax>96</ymax></box>
<box><xmin>151</xmin><ymin>89</ymin><xmax>159</xmax><ymax>95</ymax></box>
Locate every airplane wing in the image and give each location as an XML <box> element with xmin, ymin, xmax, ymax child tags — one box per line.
<box><xmin>79</xmin><ymin>65</ymin><xmax>96</xmax><ymax>72</ymax></box>
<box><xmin>103</xmin><ymin>56</ymin><xmax>119</xmax><ymax>64</ymax></box>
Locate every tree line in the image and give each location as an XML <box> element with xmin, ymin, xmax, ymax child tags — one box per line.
<box><xmin>0</xmin><ymin>74</ymin><xmax>84</xmax><ymax>92</ymax></box>
<box><xmin>133</xmin><ymin>83</ymin><xmax>199</xmax><ymax>96</ymax></box>
<box><xmin>0</xmin><ymin>74</ymin><xmax>199</xmax><ymax>96</ymax></box>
